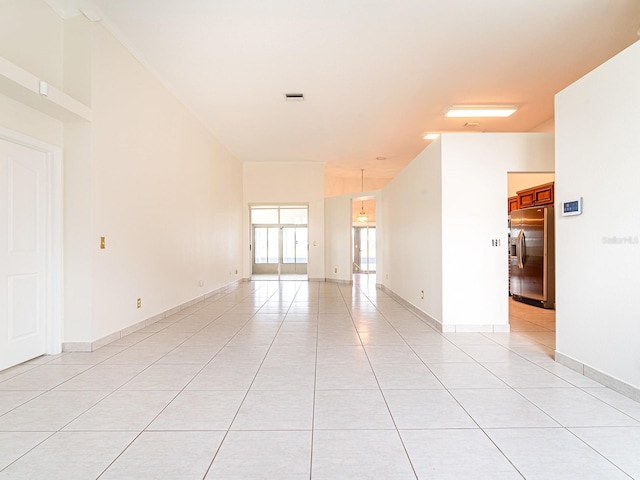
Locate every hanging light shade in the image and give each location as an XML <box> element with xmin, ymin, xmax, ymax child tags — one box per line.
<box><xmin>357</xmin><ymin>169</ymin><xmax>368</xmax><ymax>222</ymax></box>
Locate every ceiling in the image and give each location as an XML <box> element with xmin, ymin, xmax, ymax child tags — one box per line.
<box><xmin>46</xmin><ymin>0</ymin><xmax>640</xmax><ymax>181</ymax></box>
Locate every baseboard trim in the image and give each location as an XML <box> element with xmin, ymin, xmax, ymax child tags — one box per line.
<box><xmin>555</xmin><ymin>351</ymin><xmax>640</xmax><ymax>402</ymax></box>
<box><xmin>325</xmin><ymin>278</ymin><xmax>353</xmax><ymax>285</ymax></box>
<box><xmin>62</xmin><ymin>280</ymin><xmax>242</xmax><ymax>352</ymax></box>
<box><xmin>379</xmin><ymin>285</ymin><xmax>443</xmax><ymax>332</ymax></box>
<box><xmin>442</xmin><ymin>323</ymin><xmax>511</xmax><ymax>333</ymax></box>
<box><xmin>378</xmin><ymin>285</ymin><xmax>509</xmax><ymax>333</ymax></box>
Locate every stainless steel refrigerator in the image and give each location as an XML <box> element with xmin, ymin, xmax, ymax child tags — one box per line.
<box><xmin>509</xmin><ymin>206</ymin><xmax>555</xmax><ymax>309</ymax></box>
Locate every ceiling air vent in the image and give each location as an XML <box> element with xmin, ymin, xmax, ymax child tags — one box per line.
<box><xmin>284</xmin><ymin>93</ymin><xmax>305</xmax><ymax>101</ymax></box>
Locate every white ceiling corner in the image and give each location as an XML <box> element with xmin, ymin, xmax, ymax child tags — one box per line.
<box><xmin>43</xmin><ymin>0</ymin><xmax>81</xmax><ymax>19</ymax></box>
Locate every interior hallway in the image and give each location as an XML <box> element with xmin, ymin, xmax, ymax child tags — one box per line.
<box><xmin>1</xmin><ymin>280</ymin><xmax>639</xmax><ymax>479</ymax></box>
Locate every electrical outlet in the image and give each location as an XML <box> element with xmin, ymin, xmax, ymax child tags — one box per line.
<box><xmin>420</xmin><ymin>290</ymin><xmax>424</xmax><ymax>299</ymax></box>
<box><xmin>235</xmin><ymin>269</ymin><xmax>238</xmax><ymax>274</ymax></box>
<box><xmin>334</xmin><ymin>267</ymin><xmax>338</xmax><ymax>273</ymax></box>
<box><xmin>100</xmin><ymin>236</ymin><xmax>105</xmax><ymax>249</ymax></box>
<box><xmin>198</xmin><ymin>280</ymin><xmax>204</xmax><ymax>287</ymax></box>
<box><xmin>136</xmin><ymin>298</ymin><xmax>141</xmax><ymax>309</ymax></box>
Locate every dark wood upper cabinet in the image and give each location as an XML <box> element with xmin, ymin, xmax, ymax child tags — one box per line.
<box><xmin>508</xmin><ymin>196</ymin><xmax>519</xmax><ymax>214</ymax></box>
<box><xmin>511</xmin><ymin>181</ymin><xmax>554</xmax><ymax>211</ymax></box>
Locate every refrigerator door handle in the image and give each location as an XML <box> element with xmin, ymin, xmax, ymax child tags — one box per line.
<box><xmin>517</xmin><ymin>230</ymin><xmax>525</xmax><ymax>269</ymax></box>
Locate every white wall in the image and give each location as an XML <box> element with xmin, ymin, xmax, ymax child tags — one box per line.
<box><xmin>243</xmin><ymin>162</ymin><xmax>325</xmax><ymax>280</ymax></box>
<box><xmin>441</xmin><ymin>133</ymin><xmax>554</xmax><ymax>331</ymax></box>
<box><xmin>88</xmin><ymin>24</ymin><xmax>243</xmax><ymax>341</ymax></box>
<box><xmin>0</xmin><ymin>0</ymin><xmax>64</xmax><ymax>91</ymax></box>
<box><xmin>324</xmin><ymin>195</ymin><xmax>353</xmax><ymax>283</ymax></box>
<box><xmin>383</xmin><ymin>139</ymin><xmax>443</xmax><ymax>323</ymax></box>
<box><xmin>382</xmin><ymin>133</ymin><xmax>554</xmax><ymax>331</ymax></box>
<box><xmin>63</xmin><ymin>121</ymin><xmax>93</xmax><ymax>342</ymax></box>
<box><xmin>0</xmin><ymin>3</ymin><xmax>244</xmax><ymax>346</ymax></box>
<box><xmin>555</xmin><ymin>40</ymin><xmax>640</xmax><ymax>392</ymax></box>
<box><xmin>0</xmin><ymin>94</ymin><xmax>63</xmax><ymax>147</ymax></box>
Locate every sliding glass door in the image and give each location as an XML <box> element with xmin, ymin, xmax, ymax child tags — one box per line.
<box><xmin>250</xmin><ymin>206</ymin><xmax>308</xmax><ymax>278</ymax></box>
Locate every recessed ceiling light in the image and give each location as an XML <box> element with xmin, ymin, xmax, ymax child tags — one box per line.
<box><xmin>464</xmin><ymin>122</ymin><xmax>480</xmax><ymax>127</ymax></box>
<box><xmin>284</xmin><ymin>93</ymin><xmax>304</xmax><ymax>101</ymax></box>
<box><xmin>375</xmin><ymin>156</ymin><xmax>387</xmax><ymax>161</ymax></box>
<box><xmin>423</xmin><ymin>133</ymin><xmax>440</xmax><ymax>140</ymax></box>
<box><xmin>445</xmin><ymin>105</ymin><xmax>517</xmax><ymax>118</ymax></box>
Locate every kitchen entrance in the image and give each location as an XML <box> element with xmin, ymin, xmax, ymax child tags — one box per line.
<box><xmin>507</xmin><ymin>172</ymin><xmax>556</xmax><ymax>353</ymax></box>
<box><xmin>250</xmin><ymin>205</ymin><xmax>308</xmax><ymax>280</ymax></box>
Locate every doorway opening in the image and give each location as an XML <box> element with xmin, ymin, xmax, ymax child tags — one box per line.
<box><xmin>352</xmin><ymin>196</ymin><xmax>376</xmax><ymax>285</ymax></box>
<box><xmin>250</xmin><ymin>205</ymin><xmax>308</xmax><ymax>281</ymax></box>
<box><xmin>507</xmin><ymin>172</ymin><xmax>556</xmax><ymax>354</ymax></box>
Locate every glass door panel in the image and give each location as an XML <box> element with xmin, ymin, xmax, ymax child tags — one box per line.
<box><xmin>367</xmin><ymin>227</ymin><xmax>376</xmax><ymax>272</ymax></box>
<box><xmin>253</xmin><ymin>226</ymin><xmax>280</xmax><ymax>274</ymax></box>
<box><xmin>353</xmin><ymin>226</ymin><xmax>376</xmax><ymax>273</ymax></box>
<box><xmin>282</xmin><ymin>227</ymin><xmax>295</xmax><ymax>265</ymax></box>
<box><xmin>280</xmin><ymin>208</ymin><xmax>308</xmax><ymax>225</ymax></box>
<box><xmin>281</xmin><ymin>227</ymin><xmax>308</xmax><ymax>274</ymax></box>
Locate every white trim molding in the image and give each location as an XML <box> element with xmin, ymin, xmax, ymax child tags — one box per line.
<box><xmin>0</xmin><ymin>126</ymin><xmax>64</xmax><ymax>356</ymax></box>
<box><xmin>555</xmin><ymin>351</ymin><xmax>640</xmax><ymax>403</ymax></box>
<box><xmin>63</xmin><ymin>280</ymin><xmax>243</xmax><ymax>352</ymax></box>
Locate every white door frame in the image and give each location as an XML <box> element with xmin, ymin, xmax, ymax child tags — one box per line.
<box><xmin>0</xmin><ymin>127</ymin><xmax>63</xmax><ymax>356</ymax></box>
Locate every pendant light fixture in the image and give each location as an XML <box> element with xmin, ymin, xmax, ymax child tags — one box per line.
<box><xmin>356</xmin><ymin>169</ymin><xmax>368</xmax><ymax>223</ymax></box>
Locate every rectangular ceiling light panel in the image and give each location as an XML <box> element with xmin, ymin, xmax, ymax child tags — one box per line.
<box><xmin>445</xmin><ymin>105</ymin><xmax>517</xmax><ymax>118</ymax></box>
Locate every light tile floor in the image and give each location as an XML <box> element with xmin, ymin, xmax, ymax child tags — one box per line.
<box><xmin>1</xmin><ymin>280</ymin><xmax>639</xmax><ymax>479</ymax></box>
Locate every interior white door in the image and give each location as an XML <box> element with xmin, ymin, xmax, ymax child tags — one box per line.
<box><xmin>0</xmin><ymin>138</ymin><xmax>48</xmax><ymax>370</ymax></box>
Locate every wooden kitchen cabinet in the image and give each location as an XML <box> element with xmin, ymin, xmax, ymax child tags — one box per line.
<box><xmin>516</xmin><ymin>182</ymin><xmax>554</xmax><ymax>209</ymax></box>
<box><xmin>508</xmin><ymin>196</ymin><xmax>519</xmax><ymax>214</ymax></box>
<box><xmin>532</xmin><ymin>182</ymin><xmax>554</xmax><ymax>205</ymax></box>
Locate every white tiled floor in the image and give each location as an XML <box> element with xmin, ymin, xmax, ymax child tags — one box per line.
<box><xmin>1</xmin><ymin>280</ymin><xmax>640</xmax><ymax>479</ymax></box>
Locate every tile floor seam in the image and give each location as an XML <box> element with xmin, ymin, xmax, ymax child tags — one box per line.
<box><xmin>94</xmin><ymin>430</ymin><xmax>144</xmax><ymax>479</ymax></box>
<box><xmin>565</xmin><ymin>426</ymin><xmax>639</xmax><ymax>479</ymax></box>
<box><xmin>477</xmin><ymin>426</ymin><xmax>528</xmax><ymax>479</ymax></box>
<box><xmin>309</xmin><ymin>280</ymin><xmax>320</xmax><ymax>480</ymax></box>
<box><xmin>578</xmin><ymin>388</ymin><xmax>640</xmax><ymax>423</ymax></box>
<box><xmin>477</xmin><ymin>330</ymin><xmax>603</xmax><ymax>391</ymax></box>
<box><xmin>336</xmin><ymin>282</ymin><xmax>419</xmax><ymax>480</ymax></box>
<box><xmin>341</xmin><ymin>280</ymin><xmax>510</xmax><ymax>449</ymax></box>
<box><xmin>96</xmin><ymin>282</ymin><xmax>277</xmax><ymax>480</ymax></box>
<box><xmin>110</xmin><ymin>281</ymin><xmax>276</xmax><ymax>397</ymax></box>
<box><xmin>201</xmin><ymin>280</ymin><xmax>304</xmax><ymax>479</ymax></box>
<box><xmin>0</xmin><ymin>430</ymin><xmax>56</xmax><ymax>474</ymax></box>
<box><xmin>4</xmin><ymin>279</ymin><xmax>640</xmax><ymax>479</ymax></box>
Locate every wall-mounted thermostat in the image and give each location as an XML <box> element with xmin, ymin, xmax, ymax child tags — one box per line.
<box><xmin>561</xmin><ymin>198</ymin><xmax>583</xmax><ymax>216</ymax></box>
